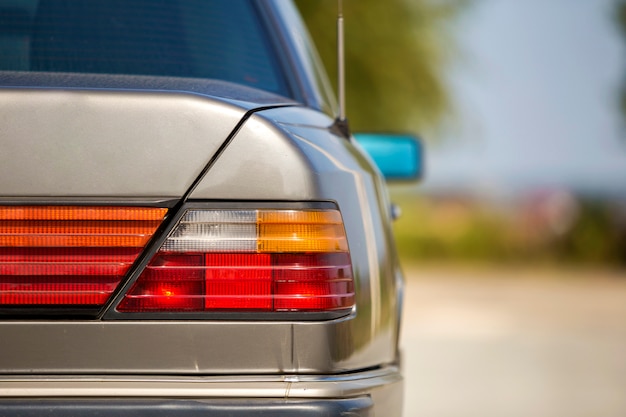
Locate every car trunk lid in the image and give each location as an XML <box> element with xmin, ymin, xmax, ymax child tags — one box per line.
<box><xmin>0</xmin><ymin>81</ymin><xmax>292</xmax><ymax>315</ymax></box>
<box><xmin>0</xmin><ymin>85</ymin><xmax>248</xmax><ymax>198</ymax></box>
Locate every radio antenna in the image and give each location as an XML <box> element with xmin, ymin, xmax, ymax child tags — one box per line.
<box><xmin>334</xmin><ymin>0</ymin><xmax>350</xmax><ymax>137</ymax></box>
<box><xmin>337</xmin><ymin>0</ymin><xmax>345</xmax><ymax>121</ymax></box>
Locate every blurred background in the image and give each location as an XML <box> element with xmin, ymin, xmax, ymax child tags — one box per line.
<box><xmin>297</xmin><ymin>0</ymin><xmax>626</xmax><ymax>416</ymax></box>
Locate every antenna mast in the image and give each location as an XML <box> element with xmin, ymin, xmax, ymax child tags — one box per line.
<box><xmin>333</xmin><ymin>0</ymin><xmax>350</xmax><ymax>137</ymax></box>
<box><xmin>337</xmin><ymin>0</ymin><xmax>346</xmax><ymax>122</ymax></box>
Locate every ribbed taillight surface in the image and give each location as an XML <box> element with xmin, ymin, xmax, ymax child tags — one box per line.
<box><xmin>0</xmin><ymin>207</ymin><xmax>167</xmax><ymax>307</ymax></box>
<box><xmin>118</xmin><ymin>209</ymin><xmax>355</xmax><ymax>313</ymax></box>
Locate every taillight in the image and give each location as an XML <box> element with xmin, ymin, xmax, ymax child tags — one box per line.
<box><xmin>117</xmin><ymin>208</ymin><xmax>355</xmax><ymax>314</ymax></box>
<box><xmin>0</xmin><ymin>206</ymin><xmax>167</xmax><ymax>307</ymax></box>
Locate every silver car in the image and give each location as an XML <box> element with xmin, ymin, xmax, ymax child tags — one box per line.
<box><xmin>0</xmin><ymin>1</ymin><xmax>419</xmax><ymax>415</ymax></box>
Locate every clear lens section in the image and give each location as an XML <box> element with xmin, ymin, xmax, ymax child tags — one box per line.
<box><xmin>119</xmin><ymin>208</ymin><xmax>355</xmax><ymax>314</ymax></box>
<box><xmin>180</xmin><ymin>210</ymin><xmax>257</xmax><ymax>224</ymax></box>
<box><xmin>162</xmin><ymin>223</ymin><xmax>257</xmax><ymax>252</ymax></box>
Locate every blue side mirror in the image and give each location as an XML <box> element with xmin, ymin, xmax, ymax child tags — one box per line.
<box><xmin>353</xmin><ymin>133</ymin><xmax>423</xmax><ymax>180</ymax></box>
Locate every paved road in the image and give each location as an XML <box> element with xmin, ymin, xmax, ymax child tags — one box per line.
<box><xmin>400</xmin><ymin>265</ymin><xmax>626</xmax><ymax>417</ymax></box>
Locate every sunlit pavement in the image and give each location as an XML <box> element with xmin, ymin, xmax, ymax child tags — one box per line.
<box><xmin>400</xmin><ymin>265</ymin><xmax>626</xmax><ymax>417</ymax></box>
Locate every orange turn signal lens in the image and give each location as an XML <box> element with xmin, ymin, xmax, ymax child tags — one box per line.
<box><xmin>256</xmin><ymin>209</ymin><xmax>347</xmax><ymax>253</ymax></box>
<box><xmin>0</xmin><ymin>206</ymin><xmax>166</xmax><ymax>221</ymax></box>
<box><xmin>0</xmin><ymin>206</ymin><xmax>167</xmax><ymax>307</ymax></box>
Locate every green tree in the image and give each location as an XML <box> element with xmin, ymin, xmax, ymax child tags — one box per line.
<box><xmin>295</xmin><ymin>0</ymin><xmax>468</xmax><ymax>136</ymax></box>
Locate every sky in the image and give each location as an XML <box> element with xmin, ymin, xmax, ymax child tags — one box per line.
<box><xmin>422</xmin><ymin>0</ymin><xmax>626</xmax><ymax>199</ymax></box>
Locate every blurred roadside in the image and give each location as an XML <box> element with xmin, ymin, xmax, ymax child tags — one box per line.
<box><xmin>390</xmin><ymin>188</ymin><xmax>626</xmax><ymax>267</ymax></box>
<box><xmin>391</xmin><ymin>165</ymin><xmax>626</xmax><ymax>416</ymax></box>
<box><xmin>400</xmin><ymin>263</ymin><xmax>626</xmax><ymax>417</ymax></box>
<box><xmin>393</xmin><ymin>185</ymin><xmax>626</xmax><ymax>416</ymax></box>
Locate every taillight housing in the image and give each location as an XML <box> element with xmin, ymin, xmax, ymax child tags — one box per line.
<box><xmin>117</xmin><ymin>206</ymin><xmax>355</xmax><ymax>317</ymax></box>
<box><xmin>0</xmin><ymin>206</ymin><xmax>167</xmax><ymax>311</ymax></box>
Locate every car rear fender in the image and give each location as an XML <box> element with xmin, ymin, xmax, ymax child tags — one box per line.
<box><xmin>190</xmin><ymin>106</ymin><xmax>402</xmax><ymax>371</ymax></box>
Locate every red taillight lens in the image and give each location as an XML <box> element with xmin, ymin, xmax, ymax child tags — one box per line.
<box><xmin>274</xmin><ymin>253</ymin><xmax>353</xmax><ymax>311</ymax></box>
<box><xmin>118</xmin><ymin>209</ymin><xmax>355</xmax><ymax>314</ymax></box>
<box><xmin>204</xmin><ymin>254</ymin><xmax>272</xmax><ymax>310</ymax></box>
<box><xmin>0</xmin><ymin>207</ymin><xmax>167</xmax><ymax>307</ymax></box>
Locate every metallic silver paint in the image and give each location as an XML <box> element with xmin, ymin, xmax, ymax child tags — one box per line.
<box><xmin>0</xmin><ymin>89</ymin><xmax>245</xmax><ymax>197</ymax></box>
<box><xmin>0</xmin><ymin>322</ymin><xmax>291</xmax><ymax>374</ymax></box>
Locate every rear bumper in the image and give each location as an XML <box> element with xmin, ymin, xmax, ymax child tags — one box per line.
<box><xmin>0</xmin><ymin>398</ymin><xmax>373</xmax><ymax>417</ymax></box>
<box><xmin>0</xmin><ymin>366</ymin><xmax>403</xmax><ymax>416</ymax></box>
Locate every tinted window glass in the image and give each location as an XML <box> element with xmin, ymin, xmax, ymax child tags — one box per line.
<box><xmin>0</xmin><ymin>0</ymin><xmax>290</xmax><ymax>96</ymax></box>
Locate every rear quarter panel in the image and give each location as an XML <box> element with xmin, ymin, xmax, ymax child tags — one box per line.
<box><xmin>191</xmin><ymin>106</ymin><xmax>402</xmax><ymax>371</ymax></box>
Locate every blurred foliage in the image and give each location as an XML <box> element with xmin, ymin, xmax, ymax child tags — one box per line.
<box><xmin>295</xmin><ymin>0</ymin><xmax>468</xmax><ymax>136</ymax></box>
<box><xmin>557</xmin><ymin>201</ymin><xmax>626</xmax><ymax>264</ymax></box>
<box><xmin>392</xmin><ymin>193</ymin><xmax>626</xmax><ymax>266</ymax></box>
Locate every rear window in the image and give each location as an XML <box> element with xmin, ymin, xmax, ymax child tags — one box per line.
<box><xmin>0</xmin><ymin>0</ymin><xmax>290</xmax><ymax>96</ymax></box>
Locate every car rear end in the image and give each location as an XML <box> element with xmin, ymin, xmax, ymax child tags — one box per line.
<box><xmin>0</xmin><ymin>1</ymin><xmax>404</xmax><ymax>416</ymax></box>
